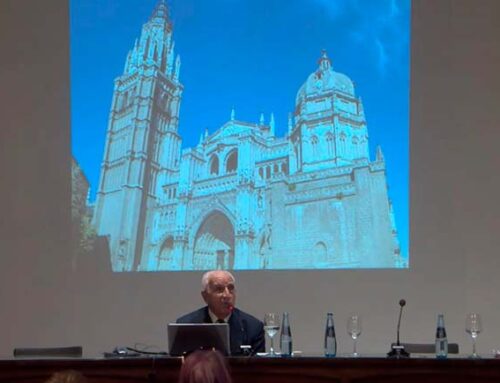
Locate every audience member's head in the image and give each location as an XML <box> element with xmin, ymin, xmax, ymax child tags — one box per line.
<box><xmin>201</xmin><ymin>270</ymin><xmax>236</xmax><ymax>320</ymax></box>
<box><xmin>178</xmin><ymin>349</ymin><xmax>232</xmax><ymax>383</ymax></box>
<box><xmin>45</xmin><ymin>370</ymin><xmax>87</xmax><ymax>383</ymax></box>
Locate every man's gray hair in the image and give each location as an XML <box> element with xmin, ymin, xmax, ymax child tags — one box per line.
<box><xmin>201</xmin><ymin>270</ymin><xmax>236</xmax><ymax>291</ymax></box>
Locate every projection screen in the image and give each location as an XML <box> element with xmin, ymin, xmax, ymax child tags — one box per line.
<box><xmin>71</xmin><ymin>0</ymin><xmax>410</xmax><ymax>272</ymax></box>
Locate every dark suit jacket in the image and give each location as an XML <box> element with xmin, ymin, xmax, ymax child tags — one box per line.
<box><xmin>176</xmin><ymin>306</ymin><xmax>265</xmax><ymax>355</ymax></box>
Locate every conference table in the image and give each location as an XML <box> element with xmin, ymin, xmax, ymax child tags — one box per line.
<box><xmin>2</xmin><ymin>355</ymin><xmax>500</xmax><ymax>383</ymax></box>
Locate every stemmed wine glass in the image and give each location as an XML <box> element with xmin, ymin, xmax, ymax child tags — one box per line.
<box><xmin>347</xmin><ymin>315</ymin><xmax>362</xmax><ymax>357</ymax></box>
<box><xmin>264</xmin><ymin>313</ymin><xmax>280</xmax><ymax>357</ymax></box>
<box><xmin>465</xmin><ymin>313</ymin><xmax>482</xmax><ymax>358</ymax></box>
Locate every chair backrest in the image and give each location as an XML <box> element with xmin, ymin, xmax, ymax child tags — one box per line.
<box><xmin>399</xmin><ymin>343</ymin><xmax>459</xmax><ymax>354</ymax></box>
<box><xmin>13</xmin><ymin>346</ymin><xmax>83</xmax><ymax>358</ymax></box>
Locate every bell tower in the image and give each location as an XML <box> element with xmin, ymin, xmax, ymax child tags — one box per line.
<box><xmin>92</xmin><ymin>0</ymin><xmax>183</xmax><ymax>271</ymax></box>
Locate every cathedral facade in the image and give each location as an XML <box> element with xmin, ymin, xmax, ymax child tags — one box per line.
<box><xmin>92</xmin><ymin>1</ymin><xmax>404</xmax><ymax>271</ymax></box>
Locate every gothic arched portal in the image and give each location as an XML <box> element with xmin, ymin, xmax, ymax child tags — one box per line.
<box><xmin>193</xmin><ymin>211</ymin><xmax>235</xmax><ymax>270</ymax></box>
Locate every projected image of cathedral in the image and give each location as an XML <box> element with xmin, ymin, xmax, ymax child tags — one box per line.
<box><xmin>91</xmin><ymin>1</ymin><xmax>405</xmax><ymax>271</ymax></box>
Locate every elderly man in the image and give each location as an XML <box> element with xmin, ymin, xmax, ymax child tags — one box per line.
<box><xmin>177</xmin><ymin>270</ymin><xmax>265</xmax><ymax>355</ymax></box>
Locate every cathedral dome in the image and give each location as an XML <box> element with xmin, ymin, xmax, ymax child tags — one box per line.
<box><xmin>295</xmin><ymin>51</ymin><xmax>355</xmax><ymax>106</ymax></box>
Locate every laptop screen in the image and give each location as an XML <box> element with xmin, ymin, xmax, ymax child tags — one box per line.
<box><xmin>167</xmin><ymin>323</ymin><xmax>231</xmax><ymax>356</ymax></box>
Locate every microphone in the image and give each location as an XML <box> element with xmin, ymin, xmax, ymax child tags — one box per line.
<box><xmin>387</xmin><ymin>299</ymin><xmax>410</xmax><ymax>358</ymax></box>
<box><xmin>396</xmin><ymin>299</ymin><xmax>405</xmax><ymax>346</ymax></box>
<box><xmin>234</xmin><ymin>312</ymin><xmax>252</xmax><ymax>356</ymax></box>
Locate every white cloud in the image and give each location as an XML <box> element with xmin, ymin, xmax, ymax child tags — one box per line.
<box><xmin>311</xmin><ymin>0</ymin><xmax>410</xmax><ymax>78</ymax></box>
<box><xmin>375</xmin><ymin>37</ymin><xmax>388</xmax><ymax>76</ymax></box>
<box><xmin>311</xmin><ymin>0</ymin><xmax>351</xmax><ymax>20</ymax></box>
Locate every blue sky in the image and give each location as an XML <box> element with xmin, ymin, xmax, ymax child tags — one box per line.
<box><xmin>70</xmin><ymin>0</ymin><xmax>410</xmax><ymax>260</ymax></box>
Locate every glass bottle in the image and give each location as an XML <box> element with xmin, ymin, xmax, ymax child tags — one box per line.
<box><xmin>280</xmin><ymin>312</ymin><xmax>292</xmax><ymax>357</ymax></box>
<box><xmin>324</xmin><ymin>312</ymin><xmax>337</xmax><ymax>357</ymax></box>
<box><xmin>435</xmin><ymin>314</ymin><xmax>448</xmax><ymax>359</ymax></box>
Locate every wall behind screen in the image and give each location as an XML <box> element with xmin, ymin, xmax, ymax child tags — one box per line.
<box><xmin>1</xmin><ymin>0</ymin><xmax>499</xmax><ymax>357</ymax></box>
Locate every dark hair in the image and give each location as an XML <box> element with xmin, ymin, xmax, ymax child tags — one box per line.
<box><xmin>178</xmin><ymin>350</ymin><xmax>232</xmax><ymax>383</ymax></box>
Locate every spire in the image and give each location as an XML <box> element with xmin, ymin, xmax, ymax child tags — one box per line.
<box><xmin>124</xmin><ymin>1</ymin><xmax>174</xmax><ymax>76</ymax></box>
<box><xmin>198</xmin><ymin>133</ymin><xmax>204</xmax><ymax>147</ymax></box>
<box><xmin>288</xmin><ymin>112</ymin><xmax>293</xmax><ymax>135</ymax></box>
<box><xmin>269</xmin><ymin>113</ymin><xmax>275</xmax><ymax>136</ymax></box>
<box><xmin>204</xmin><ymin>128</ymin><xmax>209</xmax><ymax>139</ymax></box>
<box><xmin>124</xmin><ymin>51</ymin><xmax>132</xmax><ymax>72</ymax></box>
<box><xmin>230</xmin><ymin>106</ymin><xmax>235</xmax><ymax>121</ymax></box>
<box><xmin>358</xmin><ymin>96</ymin><xmax>365</xmax><ymax>118</ymax></box>
<box><xmin>133</xmin><ymin>39</ymin><xmax>139</xmax><ymax>64</ymax></box>
<box><xmin>167</xmin><ymin>41</ymin><xmax>175</xmax><ymax>76</ymax></box>
<box><xmin>149</xmin><ymin>0</ymin><xmax>170</xmax><ymax>24</ymax></box>
<box><xmin>124</xmin><ymin>39</ymin><xmax>139</xmax><ymax>74</ymax></box>
<box><xmin>376</xmin><ymin>146</ymin><xmax>384</xmax><ymax>162</ymax></box>
<box><xmin>318</xmin><ymin>49</ymin><xmax>332</xmax><ymax>72</ymax></box>
<box><xmin>174</xmin><ymin>54</ymin><xmax>181</xmax><ymax>80</ymax></box>
<box><xmin>259</xmin><ymin>112</ymin><xmax>265</xmax><ymax>126</ymax></box>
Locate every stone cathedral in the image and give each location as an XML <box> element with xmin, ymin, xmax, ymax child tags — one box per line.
<box><xmin>92</xmin><ymin>1</ymin><xmax>404</xmax><ymax>271</ymax></box>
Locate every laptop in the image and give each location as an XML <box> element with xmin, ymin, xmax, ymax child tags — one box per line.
<box><xmin>167</xmin><ymin>323</ymin><xmax>231</xmax><ymax>356</ymax></box>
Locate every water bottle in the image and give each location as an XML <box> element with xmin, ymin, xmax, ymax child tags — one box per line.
<box><xmin>435</xmin><ymin>314</ymin><xmax>448</xmax><ymax>358</ymax></box>
<box><xmin>324</xmin><ymin>312</ymin><xmax>337</xmax><ymax>357</ymax></box>
<box><xmin>280</xmin><ymin>312</ymin><xmax>292</xmax><ymax>357</ymax></box>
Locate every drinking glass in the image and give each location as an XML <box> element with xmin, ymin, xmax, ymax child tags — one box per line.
<box><xmin>264</xmin><ymin>313</ymin><xmax>280</xmax><ymax>356</ymax></box>
<box><xmin>465</xmin><ymin>313</ymin><xmax>482</xmax><ymax>358</ymax></box>
<box><xmin>347</xmin><ymin>315</ymin><xmax>362</xmax><ymax>357</ymax></box>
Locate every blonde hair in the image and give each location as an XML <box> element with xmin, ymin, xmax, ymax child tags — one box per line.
<box><xmin>179</xmin><ymin>350</ymin><xmax>232</xmax><ymax>383</ymax></box>
<box><xmin>45</xmin><ymin>370</ymin><xmax>87</xmax><ymax>383</ymax></box>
